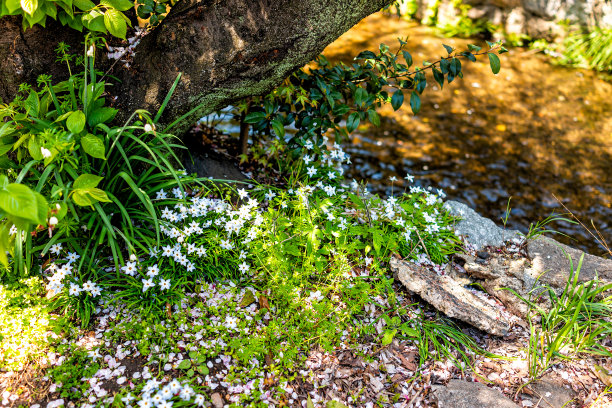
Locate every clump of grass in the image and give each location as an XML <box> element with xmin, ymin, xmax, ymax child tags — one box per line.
<box><xmin>511</xmin><ymin>253</ymin><xmax>612</xmax><ymax>379</ymax></box>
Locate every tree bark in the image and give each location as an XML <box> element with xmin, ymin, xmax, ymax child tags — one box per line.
<box><xmin>1</xmin><ymin>0</ymin><xmax>392</xmax><ymax>133</ymax></box>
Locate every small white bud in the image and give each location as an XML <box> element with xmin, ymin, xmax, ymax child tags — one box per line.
<box><xmin>129</xmin><ymin>254</ymin><xmax>137</xmax><ymax>262</ymax></box>
<box><xmin>49</xmin><ymin>217</ymin><xmax>58</xmax><ymax>226</ymax></box>
<box><xmin>41</xmin><ymin>147</ymin><xmax>52</xmax><ymax>158</ymax></box>
<box><xmin>87</xmin><ymin>45</ymin><xmax>95</xmax><ymax>57</ymax></box>
<box><xmin>144</xmin><ymin>123</ymin><xmax>154</xmax><ymax>132</ymax></box>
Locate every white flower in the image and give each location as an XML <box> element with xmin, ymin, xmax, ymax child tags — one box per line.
<box><xmin>9</xmin><ymin>225</ymin><xmax>17</xmax><ymax>235</ymax></box>
<box><xmin>156</xmin><ymin>189</ymin><xmax>167</xmax><ymax>200</ymax></box>
<box><xmin>50</xmin><ymin>243</ymin><xmax>63</xmax><ymax>255</ymax></box>
<box><xmin>238</xmin><ymin>262</ymin><xmax>250</xmax><ymax>273</ymax></box>
<box><xmin>389</xmin><ymin>176</ymin><xmax>397</xmax><ymax>182</ymax></box>
<box><xmin>48</xmin><ymin>216</ymin><xmax>58</xmax><ymax>226</ymax></box>
<box><xmin>307</xmin><ymin>166</ymin><xmax>317</xmax><ymax>177</ymax></box>
<box><xmin>69</xmin><ymin>283</ymin><xmax>81</xmax><ymax>296</ymax></box>
<box><xmin>86</xmin><ymin>45</ymin><xmax>95</xmax><ymax>57</ymax></box>
<box><xmin>237</xmin><ymin>188</ymin><xmax>248</xmax><ymax>199</ymax></box>
<box><xmin>159</xmin><ymin>279</ymin><xmax>171</xmax><ymax>290</ymax></box>
<box><xmin>304</xmin><ymin>140</ymin><xmax>314</xmax><ymax>150</ymax></box>
<box><xmin>194</xmin><ymin>394</ymin><xmax>205</xmax><ymax>406</ymax></box>
<box><xmin>146</xmin><ymin>265</ymin><xmax>159</xmax><ymax>277</ymax></box>
<box><xmin>121</xmin><ymin>261</ymin><xmax>138</xmax><ymax>276</ymax></box>
<box><xmin>41</xmin><ymin>147</ymin><xmax>52</xmax><ymax>158</ymax></box>
<box><xmin>65</xmin><ymin>252</ymin><xmax>80</xmax><ymax>263</ymax></box>
<box><xmin>142</xmin><ymin>278</ymin><xmax>155</xmax><ymax>292</ymax></box>
<box><xmin>179</xmin><ymin>384</ymin><xmax>194</xmax><ymax>400</ymax></box>
<box><xmin>405</xmin><ymin>173</ymin><xmax>415</xmax><ymax>183</ymax></box>
<box><xmin>144</xmin><ymin>123</ymin><xmax>155</xmax><ymax>133</ymax></box>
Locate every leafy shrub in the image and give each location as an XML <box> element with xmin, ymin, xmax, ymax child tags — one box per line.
<box><xmin>0</xmin><ymin>0</ymin><xmax>134</xmax><ymax>37</ymax></box>
<box><xmin>231</xmin><ymin>39</ymin><xmax>505</xmax><ymax>169</ymax></box>
<box><xmin>0</xmin><ymin>37</ymin><xmax>191</xmax><ymax>286</ymax></box>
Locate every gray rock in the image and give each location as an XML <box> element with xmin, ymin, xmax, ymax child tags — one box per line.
<box><xmin>390</xmin><ymin>257</ymin><xmax>511</xmax><ymax>336</ymax></box>
<box><xmin>443</xmin><ymin>200</ymin><xmax>520</xmax><ymax>250</ymax></box>
<box><xmin>527</xmin><ymin>237</ymin><xmax>612</xmax><ymax>289</ymax></box>
<box><xmin>521</xmin><ymin>374</ymin><xmax>577</xmax><ymax>408</ymax></box>
<box><xmin>431</xmin><ymin>379</ymin><xmax>519</xmax><ymax>408</ymax></box>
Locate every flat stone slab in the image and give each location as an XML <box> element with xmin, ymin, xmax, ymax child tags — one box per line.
<box><xmin>443</xmin><ymin>200</ymin><xmax>520</xmax><ymax>250</ymax></box>
<box><xmin>521</xmin><ymin>374</ymin><xmax>576</xmax><ymax>408</ymax></box>
<box><xmin>390</xmin><ymin>257</ymin><xmax>510</xmax><ymax>336</ymax></box>
<box><xmin>431</xmin><ymin>379</ymin><xmax>519</xmax><ymax>408</ymax></box>
<box><xmin>527</xmin><ymin>237</ymin><xmax>612</xmax><ymax>288</ymax></box>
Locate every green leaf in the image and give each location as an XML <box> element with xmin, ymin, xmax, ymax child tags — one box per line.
<box><xmin>72</xmin><ymin>187</ymin><xmax>110</xmax><ymax>206</ymax></box>
<box><xmin>81</xmin><ymin>134</ymin><xmax>106</xmax><ymax>159</ymax></box>
<box><xmin>382</xmin><ymin>329</ymin><xmax>397</xmax><ymax>346</ymax></box>
<box><xmin>468</xmin><ymin>44</ymin><xmax>482</xmax><ymax>52</ymax></box>
<box><xmin>73</xmin><ymin>0</ymin><xmax>94</xmax><ymax>10</ymax></box>
<box><xmin>82</xmin><ymin>11</ymin><xmax>107</xmax><ymax>32</ymax></box>
<box><xmin>100</xmin><ymin>0</ymin><xmax>133</xmax><ymax>11</ymax></box>
<box><xmin>5</xmin><ymin>0</ymin><xmax>21</xmax><ymax>13</ymax></box>
<box><xmin>355</xmin><ymin>50</ymin><xmax>376</xmax><ymax>60</ymax></box>
<box><xmin>442</xmin><ymin>44</ymin><xmax>453</xmax><ymax>55</ymax></box>
<box><xmin>197</xmin><ymin>365</ymin><xmax>209</xmax><ymax>375</ymax></box>
<box><xmin>34</xmin><ymin>192</ymin><xmax>48</xmax><ymax>225</ymax></box>
<box><xmin>402</xmin><ymin>50</ymin><xmax>412</xmax><ymax>66</ymax></box>
<box><xmin>27</xmin><ymin>137</ymin><xmax>43</xmax><ymax>161</ymax></box>
<box><xmin>390</xmin><ymin>90</ymin><xmax>404</xmax><ymax>111</ymax></box>
<box><xmin>66</xmin><ymin>110</ymin><xmax>86</xmax><ymax>134</ymax></box>
<box><xmin>307</xmin><ymin>396</ymin><xmax>315</xmax><ymax>408</ymax></box>
<box><xmin>244</xmin><ymin>112</ymin><xmax>266</xmax><ymax>124</ymax></box>
<box><xmin>20</xmin><ymin>0</ymin><xmax>38</xmax><ymax>15</ymax></box>
<box><xmin>367</xmin><ymin>109</ymin><xmax>380</xmax><ymax>127</ymax></box>
<box><xmin>73</xmin><ymin>173</ymin><xmax>103</xmax><ymax>189</ymax></box>
<box><xmin>346</xmin><ymin>112</ymin><xmax>360</xmax><ymax>133</ymax></box>
<box><xmin>178</xmin><ymin>360</ymin><xmax>192</xmax><ymax>370</ymax></box>
<box><xmin>87</xmin><ymin>107</ymin><xmax>118</xmax><ymax>127</ymax></box>
<box><xmin>104</xmin><ymin>8</ymin><xmax>127</xmax><ymax>39</ymax></box>
<box><xmin>0</xmin><ymin>184</ymin><xmax>37</xmax><ymax>221</ymax></box>
<box><xmin>270</xmin><ymin>119</ymin><xmax>285</xmax><ymax>138</ymax></box>
<box><xmin>488</xmin><ymin>53</ymin><xmax>501</xmax><ymax>74</ymax></box>
<box><xmin>432</xmin><ymin>67</ymin><xmax>444</xmax><ymax>89</ymax></box>
<box><xmin>410</xmin><ymin>92</ymin><xmax>421</xmax><ymax>114</ymax></box>
<box><xmin>354</xmin><ymin>87</ymin><xmax>367</xmax><ymax>106</ymax></box>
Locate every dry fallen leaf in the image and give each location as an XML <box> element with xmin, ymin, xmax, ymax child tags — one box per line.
<box><xmin>592</xmin><ymin>365</ymin><xmax>612</xmax><ymax>386</ymax></box>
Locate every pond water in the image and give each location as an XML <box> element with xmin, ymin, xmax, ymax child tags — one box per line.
<box><xmin>321</xmin><ymin>13</ymin><xmax>612</xmax><ymax>257</ymax></box>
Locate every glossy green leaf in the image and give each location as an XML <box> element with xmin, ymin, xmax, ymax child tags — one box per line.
<box><xmin>0</xmin><ymin>184</ymin><xmax>37</xmax><ymax>221</ymax></box>
<box><xmin>402</xmin><ymin>50</ymin><xmax>412</xmax><ymax>66</ymax></box>
<box><xmin>390</xmin><ymin>89</ymin><xmax>404</xmax><ymax>111</ymax></box>
<box><xmin>66</xmin><ymin>110</ymin><xmax>86</xmax><ymax>134</ymax></box>
<box><xmin>382</xmin><ymin>329</ymin><xmax>397</xmax><ymax>346</ymax></box>
<box><xmin>73</xmin><ymin>0</ymin><xmax>94</xmax><ymax>10</ymax></box>
<box><xmin>346</xmin><ymin>112</ymin><xmax>360</xmax><ymax>133</ymax></box>
<box><xmin>367</xmin><ymin>109</ymin><xmax>380</xmax><ymax>127</ymax></box>
<box><xmin>87</xmin><ymin>107</ymin><xmax>117</xmax><ymax>127</ymax></box>
<box><xmin>410</xmin><ymin>92</ymin><xmax>421</xmax><ymax>114</ymax></box>
<box><xmin>443</xmin><ymin>44</ymin><xmax>453</xmax><ymax>55</ymax></box>
<box><xmin>488</xmin><ymin>53</ymin><xmax>501</xmax><ymax>74</ymax></box>
<box><xmin>270</xmin><ymin>119</ymin><xmax>285</xmax><ymax>138</ymax></box>
<box><xmin>244</xmin><ymin>112</ymin><xmax>266</xmax><ymax>124</ymax></box>
<box><xmin>81</xmin><ymin>134</ymin><xmax>106</xmax><ymax>159</ymax></box>
<box><xmin>20</xmin><ymin>0</ymin><xmax>38</xmax><ymax>15</ymax></box>
<box><xmin>73</xmin><ymin>173</ymin><xmax>103</xmax><ymax>189</ymax></box>
<box><xmin>104</xmin><ymin>8</ymin><xmax>127</xmax><ymax>38</ymax></box>
<box><xmin>101</xmin><ymin>0</ymin><xmax>133</xmax><ymax>11</ymax></box>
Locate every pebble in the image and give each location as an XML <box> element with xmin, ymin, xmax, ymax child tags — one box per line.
<box><xmin>211</xmin><ymin>392</ymin><xmax>224</xmax><ymax>408</ymax></box>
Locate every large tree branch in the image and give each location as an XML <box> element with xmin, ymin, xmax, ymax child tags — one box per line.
<box><xmin>1</xmin><ymin>0</ymin><xmax>392</xmax><ymax>134</ymax></box>
<box><xmin>114</xmin><ymin>0</ymin><xmax>392</xmax><ymax>133</ymax></box>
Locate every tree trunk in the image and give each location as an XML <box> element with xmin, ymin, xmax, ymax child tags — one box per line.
<box><xmin>0</xmin><ymin>0</ymin><xmax>392</xmax><ymax>133</ymax></box>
